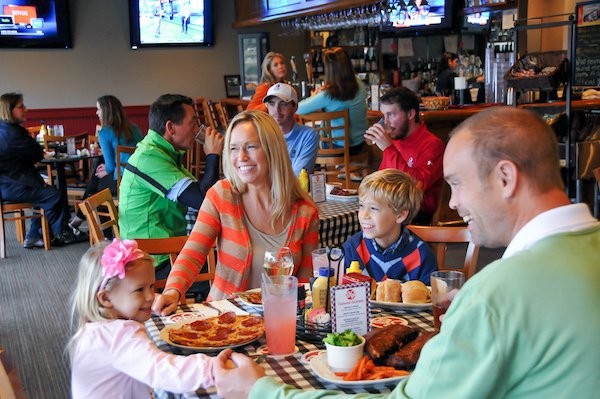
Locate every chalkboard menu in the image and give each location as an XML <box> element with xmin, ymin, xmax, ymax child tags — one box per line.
<box><xmin>574</xmin><ymin>1</ymin><xmax>600</xmax><ymax>87</ymax></box>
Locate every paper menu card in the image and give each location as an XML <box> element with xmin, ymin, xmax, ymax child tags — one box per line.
<box><xmin>310</xmin><ymin>172</ymin><xmax>326</xmax><ymax>203</ymax></box>
<box><xmin>330</xmin><ymin>282</ymin><xmax>371</xmax><ymax>336</ymax></box>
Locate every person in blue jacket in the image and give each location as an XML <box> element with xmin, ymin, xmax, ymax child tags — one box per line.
<box><xmin>0</xmin><ymin>92</ymin><xmax>79</xmax><ymax>248</ymax></box>
<box><xmin>69</xmin><ymin>95</ymin><xmax>143</xmax><ymax>231</ymax></box>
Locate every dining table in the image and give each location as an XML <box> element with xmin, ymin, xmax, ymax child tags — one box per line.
<box><xmin>146</xmin><ymin>297</ymin><xmax>434</xmax><ymax>399</ymax></box>
<box><xmin>40</xmin><ymin>153</ymin><xmax>101</xmax><ymax>208</ymax></box>
<box><xmin>185</xmin><ymin>199</ymin><xmax>360</xmax><ymax>248</ymax></box>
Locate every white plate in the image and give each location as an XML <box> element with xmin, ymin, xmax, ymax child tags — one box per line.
<box><xmin>371</xmin><ymin>285</ymin><xmax>432</xmax><ymax>310</ymax></box>
<box><xmin>236</xmin><ymin>288</ymin><xmax>263</xmax><ymax>310</ymax></box>
<box><xmin>309</xmin><ymin>351</ymin><xmax>409</xmax><ymax>387</ymax></box>
<box><xmin>326</xmin><ymin>193</ymin><xmax>359</xmax><ymax>202</ymax></box>
<box><xmin>159</xmin><ymin>318</ymin><xmax>262</xmax><ymax>352</ymax></box>
<box><xmin>371</xmin><ymin>299</ymin><xmax>432</xmax><ymax>310</ymax></box>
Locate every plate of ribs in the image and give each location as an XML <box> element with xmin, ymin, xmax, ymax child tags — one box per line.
<box><xmin>309</xmin><ymin>324</ymin><xmax>436</xmax><ymax>387</ymax></box>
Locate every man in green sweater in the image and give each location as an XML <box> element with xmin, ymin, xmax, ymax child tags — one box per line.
<box><xmin>214</xmin><ymin>106</ymin><xmax>600</xmax><ymax>398</ymax></box>
<box><xmin>119</xmin><ymin>94</ymin><xmax>223</xmax><ymax>282</ymax></box>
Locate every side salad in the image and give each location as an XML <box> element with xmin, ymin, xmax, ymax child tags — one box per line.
<box><xmin>323</xmin><ymin>329</ymin><xmax>362</xmax><ymax>347</ymax></box>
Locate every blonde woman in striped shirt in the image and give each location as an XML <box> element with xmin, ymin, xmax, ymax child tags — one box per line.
<box><xmin>153</xmin><ymin>110</ymin><xmax>319</xmax><ymax>315</ymax></box>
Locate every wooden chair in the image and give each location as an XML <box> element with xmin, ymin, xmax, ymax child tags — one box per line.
<box><xmin>78</xmin><ymin>188</ymin><xmax>120</xmax><ymax>245</ymax></box>
<box><xmin>186</xmin><ymin>98</ymin><xmax>212</xmax><ymax>179</ymax></box>
<box><xmin>26</xmin><ymin>125</ymin><xmax>42</xmax><ymax>139</ymax></box>
<box><xmin>135</xmin><ymin>236</ymin><xmax>216</xmax><ymax>304</ymax></box>
<box><xmin>214</xmin><ymin>101</ymin><xmax>229</xmax><ymax>129</ymax></box>
<box><xmin>194</xmin><ymin>97</ymin><xmax>213</xmax><ymax>128</ymax></box>
<box><xmin>431</xmin><ymin>181</ymin><xmax>465</xmax><ymax>227</ymax></box>
<box><xmin>88</xmin><ymin>134</ymin><xmax>99</xmax><ymax>147</ymax></box>
<box><xmin>1</xmin><ymin>194</ymin><xmax>51</xmax><ymax>258</ymax></box>
<box><xmin>299</xmin><ymin>110</ymin><xmax>352</xmax><ymax>188</ymax></box>
<box><xmin>219</xmin><ymin>98</ymin><xmax>249</xmax><ymax>120</ymax></box>
<box><xmin>0</xmin><ymin>346</ymin><xmax>26</xmax><ymax>399</ymax></box>
<box><xmin>115</xmin><ymin>145</ymin><xmax>136</xmax><ymax>201</ymax></box>
<box><xmin>407</xmin><ymin>225</ymin><xmax>480</xmax><ymax>280</ymax></box>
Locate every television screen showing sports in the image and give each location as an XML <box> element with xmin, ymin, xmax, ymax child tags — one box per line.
<box><xmin>129</xmin><ymin>0</ymin><xmax>214</xmax><ymax>48</ymax></box>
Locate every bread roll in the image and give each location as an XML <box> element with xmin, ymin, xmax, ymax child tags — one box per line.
<box><xmin>376</xmin><ymin>279</ymin><xmax>402</xmax><ymax>302</ymax></box>
<box><xmin>401</xmin><ymin>281</ymin><xmax>431</xmax><ymax>304</ymax></box>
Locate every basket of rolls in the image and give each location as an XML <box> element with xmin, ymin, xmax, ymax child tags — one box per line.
<box><xmin>373</xmin><ymin>279</ymin><xmax>432</xmax><ymax>308</ymax></box>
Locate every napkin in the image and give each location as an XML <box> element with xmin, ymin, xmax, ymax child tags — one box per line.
<box><xmin>190</xmin><ymin>300</ymin><xmax>249</xmax><ymax>318</ymax></box>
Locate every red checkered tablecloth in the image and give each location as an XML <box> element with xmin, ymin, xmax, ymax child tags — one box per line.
<box><xmin>146</xmin><ymin>298</ymin><xmax>433</xmax><ymax>398</ymax></box>
<box><xmin>186</xmin><ymin>200</ymin><xmax>359</xmax><ymax>249</ymax></box>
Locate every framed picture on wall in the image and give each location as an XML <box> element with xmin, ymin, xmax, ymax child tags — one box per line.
<box><xmin>224</xmin><ymin>75</ymin><xmax>241</xmax><ymax>98</ymax></box>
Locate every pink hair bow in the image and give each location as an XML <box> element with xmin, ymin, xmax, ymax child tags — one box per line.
<box><xmin>99</xmin><ymin>239</ymin><xmax>145</xmax><ymax>290</ymax></box>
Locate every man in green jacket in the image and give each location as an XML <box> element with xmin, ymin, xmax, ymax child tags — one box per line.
<box><xmin>214</xmin><ymin>106</ymin><xmax>600</xmax><ymax>398</ymax></box>
<box><xmin>119</xmin><ymin>94</ymin><xmax>223</xmax><ymax>282</ymax></box>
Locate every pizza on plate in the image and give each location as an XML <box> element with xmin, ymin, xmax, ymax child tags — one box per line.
<box><xmin>243</xmin><ymin>291</ymin><xmax>262</xmax><ymax>305</ymax></box>
<box><xmin>167</xmin><ymin>311</ymin><xmax>264</xmax><ymax>348</ymax></box>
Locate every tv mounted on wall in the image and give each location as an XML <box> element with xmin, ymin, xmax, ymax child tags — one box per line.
<box><xmin>129</xmin><ymin>0</ymin><xmax>214</xmax><ymax>49</ymax></box>
<box><xmin>382</xmin><ymin>0</ymin><xmax>454</xmax><ymax>35</ymax></box>
<box><xmin>0</xmin><ymin>0</ymin><xmax>71</xmax><ymax>49</ymax></box>
<box><xmin>463</xmin><ymin>11</ymin><xmax>490</xmax><ymax>33</ymax></box>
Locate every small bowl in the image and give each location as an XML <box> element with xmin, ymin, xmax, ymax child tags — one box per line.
<box><xmin>324</xmin><ymin>335</ymin><xmax>365</xmax><ymax>372</ymax></box>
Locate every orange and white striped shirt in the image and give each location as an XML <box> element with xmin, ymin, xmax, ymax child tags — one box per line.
<box><xmin>165</xmin><ymin>179</ymin><xmax>319</xmax><ymax>300</ymax></box>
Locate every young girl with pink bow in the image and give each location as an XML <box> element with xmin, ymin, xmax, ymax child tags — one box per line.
<box><xmin>68</xmin><ymin>239</ymin><xmax>215</xmax><ymax>398</ymax></box>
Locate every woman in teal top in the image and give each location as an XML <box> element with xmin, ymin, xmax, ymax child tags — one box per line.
<box><xmin>69</xmin><ymin>95</ymin><xmax>142</xmax><ymax>230</ymax></box>
<box><xmin>296</xmin><ymin>47</ymin><xmax>368</xmax><ymax>155</ymax></box>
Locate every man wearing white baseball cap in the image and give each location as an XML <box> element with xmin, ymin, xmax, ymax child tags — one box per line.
<box><xmin>264</xmin><ymin>83</ymin><xmax>319</xmax><ymax>175</ymax></box>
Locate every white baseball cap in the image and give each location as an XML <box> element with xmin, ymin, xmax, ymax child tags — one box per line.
<box><xmin>263</xmin><ymin>83</ymin><xmax>298</xmax><ymax>104</ymax></box>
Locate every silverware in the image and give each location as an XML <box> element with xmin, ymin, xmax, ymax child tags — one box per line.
<box><xmin>200</xmin><ymin>301</ymin><xmax>222</xmax><ymax>315</ymax></box>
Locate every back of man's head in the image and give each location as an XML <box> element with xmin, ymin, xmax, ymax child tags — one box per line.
<box><xmin>380</xmin><ymin>87</ymin><xmax>420</xmax><ymax>123</ymax></box>
<box><xmin>149</xmin><ymin>94</ymin><xmax>194</xmax><ymax>135</ymax></box>
<box><xmin>453</xmin><ymin>106</ymin><xmax>563</xmax><ymax>193</ymax></box>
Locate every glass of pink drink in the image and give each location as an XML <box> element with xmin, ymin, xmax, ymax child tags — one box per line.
<box><xmin>261</xmin><ymin>274</ymin><xmax>298</xmax><ymax>355</ymax></box>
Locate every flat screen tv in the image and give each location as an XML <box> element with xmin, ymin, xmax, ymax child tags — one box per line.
<box><xmin>129</xmin><ymin>0</ymin><xmax>214</xmax><ymax>49</ymax></box>
<box><xmin>0</xmin><ymin>0</ymin><xmax>71</xmax><ymax>49</ymax></box>
<box><xmin>463</xmin><ymin>11</ymin><xmax>490</xmax><ymax>33</ymax></box>
<box><xmin>383</xmin><ymin>0</ymin><xmax>454</xmax><ymax>35</ymax></box>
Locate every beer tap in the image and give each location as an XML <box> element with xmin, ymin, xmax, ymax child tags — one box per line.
<box><xmin>303</xmin><ymin>52</ymin><xmax>313</xmax><ymax>85</ymax></box>
<box><xmin>290</xmin><ymin>56</ymin><xmax>298</xmax><ymax>84</ymax></box>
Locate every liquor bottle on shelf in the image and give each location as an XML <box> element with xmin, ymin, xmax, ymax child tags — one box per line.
<box><xmin>312</xmin><ymin>50</ymin><xmax>319</xmax><ymax>82</ymax></box>
<box><xmin>370</xmin><ymin>49</ymin><xmax>378</xmax><ymax>73</ymax></box>
<box><xmin>317</xmin><ymin>51</ymin><xmax>324</xmax><ymax>76</ymax></box>
<box><xmin>364</xmin><ymin>49</ymin><xmax>371</xmax><ymax>73</ymax></box>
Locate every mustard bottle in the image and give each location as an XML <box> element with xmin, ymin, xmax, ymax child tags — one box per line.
<box><xmin>312</xmin><ymin>267</ymin><xmax>336</xmax><ymax>312</ymax></box>
<box><xmin>342</xmin><ymin>260</ymin><xmax>375</xmax><ymax>297</ymax></box>
<box><xmin>346</xmin><ymin>261</ymin><xmax>362</xmax><ymax>274</ymax></box>
<box><xmin>299</xmin><ymin>168</ymin><xmax>309</xmax><ymax>192</ymax></box>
